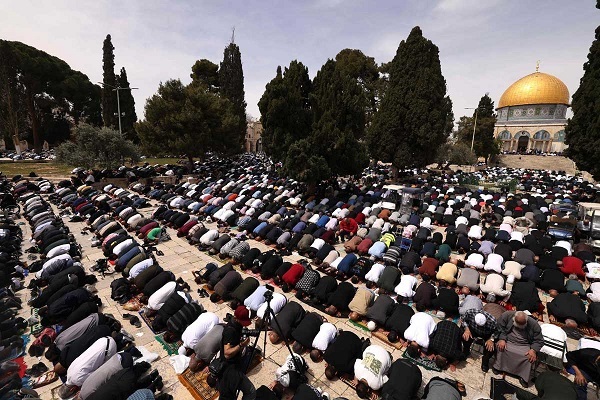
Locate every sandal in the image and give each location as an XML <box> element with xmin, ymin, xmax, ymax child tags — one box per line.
<box><xmin>129</xmin><ymin>316</ymin><xmax>142</xmax><ymax>328</ymax></box>
<box><xmin>31</xmin><ymin>371</ymin><xmax>58</xmax><ymax>389</ymax></box>
<box><xmin>25</xmin><ymin>362</ymin><xmax>48</xmax><ymax>377</ymax></box>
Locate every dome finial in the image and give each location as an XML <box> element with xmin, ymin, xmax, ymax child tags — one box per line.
<box><xmin>536</xmin><ymin>60</ymin><xmax>540</xmax><ymax>72</ymax></box>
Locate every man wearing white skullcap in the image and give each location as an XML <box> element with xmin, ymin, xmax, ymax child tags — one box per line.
<box><xmin>462</xmin><ymin>309</ymin><xmax>497</xmax><ymax>372</ymax></box>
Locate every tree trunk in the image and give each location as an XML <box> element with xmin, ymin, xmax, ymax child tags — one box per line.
<box><xmin>12</xmin><ymin>128</ymin><xmax>21</xmax><ymax>155</ymax></box>
<box><xmin>187</xmin><ymin>155</ymin><xmax>194</xmax><ymax>174</ymax></box>
<box><xmin>390</xmin><ymin>165</ymin><xmax>399</xmax><ymax>180</ymax></box>
<box><xmin>25</xmin><ymin>88</ymin><xmax>41</xmax><ymax>153</ymax></box>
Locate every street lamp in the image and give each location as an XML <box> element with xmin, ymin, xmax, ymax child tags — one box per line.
<box><xmin>97</xmin><ymin>82</ymin><xmax>138</xmax><ymax>136</ymax></box>
<box><xmin>465</xmin><ymin>107</ymin><xmax>480</xmax><ymax>152</ymax></box>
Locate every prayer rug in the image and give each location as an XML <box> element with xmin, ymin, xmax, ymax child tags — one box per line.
<box><xmin>30</xmin><ymin>308</ymin><xmax>43</xmax><ymax>337</ymax></box>
<box><xmin>154</xmin><ymin>333</ymin><xmax>183</xmax><ymax>356</ymax></box>
<box><xmin>0</xmin><ymin>335</ymin><xmax>29</xmax><ymax>363</ymax></box>
<box><xmin>550</xmin><ymin>320</ymin><xmax>596</xmax><ymax>338</ymax></box>
<box><xmin>139</xmin><ymin>309</ymin><xmax>164</xmax><ymax>334</ymax></box>
<box><xmin>122</xmin><ymin>293</ymin><xmax>144</xmax><ymax>312</ymax></box>
<box><xmin>401</xmin><ymin>350</ymin><xmax>442</xmax><ymax>372</ymax></box>
<box><xmin>178</xmin><ymin>355</ymin><xmax>262</xmax><ymax>400</ymax></box>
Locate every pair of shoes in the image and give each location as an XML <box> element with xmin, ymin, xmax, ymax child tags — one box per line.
<box><xmin>519</xmin><ymin>378</ymin><xmax>529</xmax><ymax>388</ymax></box>
<box><xmin>148</xmin><ymin>376</ymin><xmax>164</xmax><ymax>391</ymax></box>
<box><xmin>197</xmin><ymin>288</ymin><xmax>209</xmax><ymax>298</ymax></box>
<box><xmin>25</xmin><ymin>362</ymin><xmax>48</xmax><ymax>377</ymax></box>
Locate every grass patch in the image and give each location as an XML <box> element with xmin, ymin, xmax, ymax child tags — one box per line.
<box><xmin>0</xmin><ymin>161</ymin><xmax>73</xmax><ymax>178</ymax></box>
<box><xmin>0</xmin><ymin>157</ymin><xmax>189</xmax><ymax>179</ymax></box>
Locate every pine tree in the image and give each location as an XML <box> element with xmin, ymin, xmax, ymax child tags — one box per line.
<box><xmin>219</xmin><ymin>42</ymin><xmax>246</xmax><ymax>152</ymax></box>
<box><xmin>565</xmin><ymin>20</ymin><xmax>600</xmax><ymax>179</ymax></box>
<box><xmin>116</xmin><ymin>67</ymin><xmax>138</xmax><ymax>142</ymax></box>
<box><xmin>102</xmin><ymin>34</ymin><xmax>117</xmax><ymax>128</ymax></box>
<box><xmin>258</xmin><ymin>62</ymin><xmax>312</xmax><ymax>161</ymax></box>
<box><xmin>455</xmin><ymin>93</ymin><xmax>498</xmax><ymax>163</ymax></box>
<box><xmin>367</xmin><ymin>26</ymin><xmax>454</xmax><ymax>170</ymax></box>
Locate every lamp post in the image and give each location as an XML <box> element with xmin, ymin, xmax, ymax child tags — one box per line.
<box><xmin>97</xmin><ymin>82</ymin><xmax>138</xmax><ymax>136</ymax></box>
<box><xmin>465</xmin><ymin>107</ymin><xmax>480</xmax><ymax>152</ymax></box>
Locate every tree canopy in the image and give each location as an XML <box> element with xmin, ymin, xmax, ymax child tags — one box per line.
<box><xmin>258</xmin><ymin>62</ymin><xmax>312</xmax><ymax>161</ymax></box>
<box><xmin>219</xmin><ymin>42</ymin><xmax>246</xmax><ymax>152</ymax></box>
<box><xmin>455</xmin><ymin>93</ymin><xmax>499</xmax><ymax>163</ymax></box>
<box><xmin>366</xmin><ymin>26</ymin><xmax>454</xmax><ymax>169</ymax></box>
<box><xmin>565</xmin><ymin>21</ymin><xmax>600</xmax><ymax>179</ymax></box>
<box><xmin>259</xmin><ymin>50</ymin><xmax>374</xmax><ymax>184</ymax></box>
<box><xmin>0</xmin><ymin>40</ymin><xmax>102</xmax><ymax>152</ymax></box>
<box><xmin>136</xmin><ymin>76</ymin><xmax>240</xmax><ymax>170</ymax></box>
<box><xmin>55</xmin><ymin>123</ymin><xmax>139</xmax><ymax>169</ymax></box>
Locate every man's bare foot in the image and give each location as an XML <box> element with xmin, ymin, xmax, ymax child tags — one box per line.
<box><xmin>549</xmin><ymin>315</ymin><xmax>557</xmax><ymax>323</ymax></box>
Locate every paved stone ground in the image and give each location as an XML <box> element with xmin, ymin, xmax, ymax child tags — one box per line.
<box><xmin>15</xmin><ymin>198</ymin><xmax>598</xmax><ymax>400</ymax></box>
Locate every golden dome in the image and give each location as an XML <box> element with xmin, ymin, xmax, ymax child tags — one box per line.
<box><xmin>497</xmin><ymin>71</ymin><xmax>570</xmax><ymax>109</ymax></box>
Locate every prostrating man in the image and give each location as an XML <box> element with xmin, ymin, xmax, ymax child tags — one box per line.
<box><xmin>428</xmin><ymin>320</ymin><xmax>466</xmax><ymax>371</ymax></box>
<box><xmin>379</xmin><ymin>359</ymin><xmax>422</xmax><ymax>400</ymax></box>
<box><xmin>566</xmin><ymin>347</ymin><xmax>600</xmax><ymax>400</ymax></box>
<box><xmin>547</xmin><ymin>292</ymin><xmax>588</xmax><ymax>328</ymax></box>
<box><xmin>354</xmin><ymin>344</ymin><xmax>392</xmax><ymax>398</ymax></box>
<box><xmin>323</xmin><ymin>330</ymin><xmax>364</xmax><ymax>381</ymax></box>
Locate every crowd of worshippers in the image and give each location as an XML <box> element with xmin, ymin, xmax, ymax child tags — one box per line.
<box><xmin>5</xmin><ymin>179</ymin><xmax>173</xmax><ymax>400</ymax></box>
<box><xmin>13</xmin><ymin>153</ymin><xmax>600</xmax><ymax>400</ymax></box>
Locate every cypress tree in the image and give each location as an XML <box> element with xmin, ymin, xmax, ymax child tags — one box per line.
<box><xmin>219</xmin><ymin>42</ymin><xmax>246</xmax><ymax>152</ymax></box>
<box><xmin>116</xmin><ymin>67</ymin><xmax>138</xmax><ymax>142</ymax></box>
<box><xmin>565</xmin><ymin>15</ymin><xmax>600</xmax><ymax>179</ymax></box>
<box><xmin>102</xmin><ymin>34</ymin><xmax>117</xmax><ymax>128</ymax></box>
<box><xmin>258</xmin><ymin>62</ymin><xmax>312</xmax><ymax>161</ymax></box>
<box><xmin>367</xmin><ymin>26</ymin><xmax>453</xmax><ymax>169</ymax></box>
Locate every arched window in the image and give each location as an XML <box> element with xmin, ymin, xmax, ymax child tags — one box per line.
<box><xmin>514</xmin><ymin>131</ymin><xmax>530</xmax><ymax>139</ymax></box>
<box><xmin>498</xmin><ymin>130</ymin><xmax>511</xmax><ymax>140</ymax></box>
<box><xmin>534</xmin><ymin>130</ymin><xmax>550</xmax><ymax>140</ymax></box>
<box><xmin>554</xmin><ymin>130</ymin><xmax>565</xmax><ymax>142</ymax></box>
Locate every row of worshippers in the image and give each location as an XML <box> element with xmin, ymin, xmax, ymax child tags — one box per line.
<box><xmin>0</xmin><ymin>178</ymin><xmax>34</xmax><ymax>398</ymax></box>
<box><xmin>23</xmin><ymin>180</ymin><xmax>175</xmax><ymax>400</ymax></box>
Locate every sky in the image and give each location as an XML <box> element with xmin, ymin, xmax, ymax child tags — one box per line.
<box><xmin>1</xmin><ymin>0</ymin><xmax>597</xmax><ymax>123</ymax></box>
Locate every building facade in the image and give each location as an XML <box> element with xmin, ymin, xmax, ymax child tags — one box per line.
<box><xmin>245</xmin><ymin>120</ymin><xmax>263</xmax><ymax>153</ymax></box>
<box><xmin>494</xmin><ymin>69</ymin><xmax>570</xmax><ymax>153</ymax></box>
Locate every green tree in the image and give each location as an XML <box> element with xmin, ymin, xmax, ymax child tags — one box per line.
<box><xmin>55</xmin><ymin>123</ymin><xmax>139</xmax><ymax>169</ymax></box>
<box><xmin>258</xmin><ymin>62</ymin><xmax>312</xmax><ymax>161</ymax></box>
<box><xmin>219</xmin><ymin>42</ymin><xmax>246</xmax><ymax>151</ymax></box>
<box><xmin>102</xmin><ymin>34</ymin><xmax>117</xmax><ymax>128</ymax></box>
<box><xmin>2</xmin><ymin>40</ymin><xmax>101</xmax><ymax>152</ymax></box>
<box><xmin>116</xmin><ymin>67</ymin><xmax>138</xmax><ymax>142</ymax></box>
<box><xmin>191</xmin><ymin>59</ymin><xmax>220</xmax><ymax>91</ymax></box>
<box><xmin>0</xmin><ymin>41</ymin><xmax>27</xmax><ymax>152</ymax></box>
<box><xmin>435</xmin><ymin>141</ymin><xmax>477</xmax><ymax>167</ymax></box>
<box><xmin>566</xmin><ymin>19</ymin><xmax>600</xmax><ymax>179</ymax></box>
<box><xmin>455</xmin><ymin>93</ymin><xmax>498</xmax><ymax>163</ymax></box>
<box><xmin>309</xmin><ymin>55</ymin><xmax>369</xmax><ymax>177</ymax></box>
<box><xmin>136</xmin><ymin>78</ymin><xmax>239</xmax><ymax>171</ymax></box>
<box><xmin>367</xmin><ymin>26</ymin><xmax>454</xmax><ymax>171</ymax></box>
